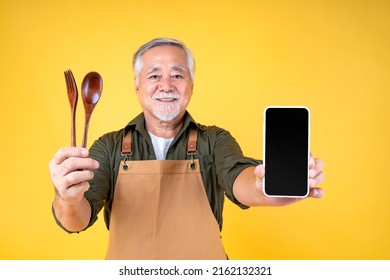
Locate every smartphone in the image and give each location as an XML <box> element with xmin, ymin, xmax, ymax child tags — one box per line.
<box><xmin>263</xmin><ymin>106</ymin><xmax>310</xmax><ymax>197</ymax></box>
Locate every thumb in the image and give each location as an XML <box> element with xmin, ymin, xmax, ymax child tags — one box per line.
<box><xmin>254</xmin><ymin>164</ymin><xmax>265</xmax><ymax>178</ymax></box>
<box><xmin>254</xmin><ymin>164</ymin><xmax>265</xmax><ymax>192</ymax></box>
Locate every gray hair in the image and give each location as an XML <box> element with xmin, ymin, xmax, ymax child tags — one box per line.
<box><xmin>132</xmin><ymin>38</ymin><xmax>195</xmax><ymax>86</ymax></box>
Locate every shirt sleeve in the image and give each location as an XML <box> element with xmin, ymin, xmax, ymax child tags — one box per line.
<box><xmin>83</xmin><ymin>133</ymin><xmax>115</xmax><ymax>229</ymax></box>
<box><xmin>50</xmin><ymin>135</ymin><xmax>111</xmax><ymax>233</ymax></box>
<box><xmin>213</xmin><ymin>127</ymin><xmax>262</xmax><ymax>208</ymax></box>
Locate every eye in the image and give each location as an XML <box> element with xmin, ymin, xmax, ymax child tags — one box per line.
<box><xmin>171</xmin><ymin>74</ymin><xmax>184</xmax><ymax>79</ymax></box>
<box><xmin>148</xmin><ymin>75</ymin><xmax>161</xmax><ymax>80</ymax></box>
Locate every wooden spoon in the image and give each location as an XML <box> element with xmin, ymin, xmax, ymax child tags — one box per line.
<box><xmin>81</xmin><ymin>72</ymin><xmax>103</xmax><ymax>148</ymax></box>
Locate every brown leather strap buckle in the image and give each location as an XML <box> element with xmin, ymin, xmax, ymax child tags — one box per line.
<box><xmin>121</xmin><ymin>130</ymin><xmax>132</xmax><ymax>171</ymax></box>
<box><xmin>121</xmin><ymin>131</ymin><xmax>132</xmax><ymax>156</ymax></box>
<box><xmin>187</xmin><ymin>127</ymin><xmax>198</xmax><ymax>154</ymax></box>
<box><xmin>187</xmin><ymin>128</ymin><xmax>198</xmax><ymax>170</ymax></box>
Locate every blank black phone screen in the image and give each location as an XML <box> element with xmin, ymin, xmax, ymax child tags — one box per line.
<box><xmin>264</xmin><ymin>107</ymin><xmax>310</xmax><ymax>197</ymax></box>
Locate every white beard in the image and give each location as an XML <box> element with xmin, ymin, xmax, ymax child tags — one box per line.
<box><xmin>151</xmin><ymin>92</ymin><xmax>181</xmax><ymax>122</ymax></box>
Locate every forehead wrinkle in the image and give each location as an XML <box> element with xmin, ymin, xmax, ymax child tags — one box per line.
<box><xmin>172</xmin><ymin>66</ymin><xmax>186</xmax><ymax>73</ymax></box>
<box><xmin>146</xmin><ymin>65</ymin><xmax>187</xmax><ymax>75</ymax></box>
<box><xmin>146</xmin><ymin>67</ymin><xmax>160</xmax><ymax>75</ymax></box>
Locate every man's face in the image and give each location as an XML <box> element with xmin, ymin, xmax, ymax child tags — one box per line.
<box><xmin>135</xmin><ymin>45</ymin><xmax>193</xmax><ymax>123</ymax></box>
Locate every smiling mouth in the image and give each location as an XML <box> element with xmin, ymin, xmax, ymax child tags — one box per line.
<box><xmin>152</xmin><ymin>93</ymin><xmax>180</xmax><ymax>102</ymax></box>
<box><xmin>156</xmin><ymin>97</ymin><xmax>178</xmax><ymax>102</ymax></box>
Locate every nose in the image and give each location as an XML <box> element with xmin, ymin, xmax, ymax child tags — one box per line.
<box><xmin>158</xmin><ymin>76</ymin><xmax>174</xmax><ymax>92</ymax></box>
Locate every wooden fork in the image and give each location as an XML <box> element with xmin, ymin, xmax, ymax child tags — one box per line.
<box><xmin>64</xmin><ymin>70</ymin><xmax>78</xmax><ymax>147</ymax></box>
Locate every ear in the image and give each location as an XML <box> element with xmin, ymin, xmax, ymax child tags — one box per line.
<box><xmin>134</xmin><ymin>76</ymin><xmax>139</xmax><ymax>93</ymax></box>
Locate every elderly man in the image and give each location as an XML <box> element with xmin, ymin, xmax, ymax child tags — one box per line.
<box><xmin>49</xmin><ymin>38</ymin><xmax>325</xmax><ymax>260</ymax></box>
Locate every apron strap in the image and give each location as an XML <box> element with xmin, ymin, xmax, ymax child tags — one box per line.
<box><xmin>121</xmin><ymin>130</ymin><xmax>132</xmax><ymax>155</ymax></box>
<box><xmin>187</xmin><ymin>128</ymin><xmax>198</xmax><ymax>170</ymax></box>
<box><xmin>187</xmin><ymin>127</ymin><xmax>198</xmax><ymax>154</ymax></box>
<box><xmin>121</xmin><ymin>127</ymin><xmax>198</xmax><ymax>155</ymax></box>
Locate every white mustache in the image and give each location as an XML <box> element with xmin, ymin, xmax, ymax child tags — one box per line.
<box><xmin>152</xmin><ymin>92</ymin><xmax>180</xmax><ymax>100</ymax></box>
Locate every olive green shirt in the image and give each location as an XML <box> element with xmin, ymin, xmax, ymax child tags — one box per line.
<box><xmin>55</xmin><ymin>112</ymin><xmax>261</xmax><ymax>232</ymax></box>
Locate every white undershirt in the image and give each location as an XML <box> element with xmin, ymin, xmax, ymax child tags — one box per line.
<box><xmin>148</xmin><ymin>132</ymin><xmax>174</xmax><ymax>160</ymax></box>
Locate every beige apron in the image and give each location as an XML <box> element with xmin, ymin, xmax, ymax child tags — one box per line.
<box><xmin>105</xmin><ymin>128</ymin><xmax>227</xmax><ymax>260</ymax></box>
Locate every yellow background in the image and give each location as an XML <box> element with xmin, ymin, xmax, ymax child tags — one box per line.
<box><xmin>1</xmin><ymin>0</ymin><xmax>389</xmax><ymax>259</ymax></box>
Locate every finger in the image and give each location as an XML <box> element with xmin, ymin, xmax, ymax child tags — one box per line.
<box><xmin>308</xmin><ymin>187</ymin><xmax>324</xmax><ymax>199</ymax></box>
<box><xmin>254</xmin><ymin>165</ymin><xmax>265</xmax><ymax>193</ymax></box>
<box><xmin>309</xmin><ymin>158</ymin><xmax>324</xmax><ymax>178</ymax></box>
<box><xmin>64</xmin><ymin>169</ymin><xmax>95</xmax><ymax>188</ymax></box>
<box><xmin>56</xmin><ymin>181</ymin><xmax>91</xmax><ymax>201</ymax></box>
<box><xmin>55</xmin><ymin>169</ymin><xmax>95</xmax><ymax>192</ymax></box>
<box><xmin>314</xmin><ymin>158</ymin><xmax>324</xmax><ymax>174</ymax></box>
<box><xmin>67</xmin><ymin>181</ymin><xmax>90</xmax><ymax>198</ymax></box>
<box><xmin>309</xmin><ymin>171</ymin><xmax>325</xmax><ymax>187</ymax></box>
<box><xmin>50</xmin><ymin>157</ymin><xmax>98</xmax><ymax>183</ymax></box>
<box><xmin>50</xmin><ymin>147</ymin><xmax>89</xmax><ymax>166</ymax></box>
<box><xmin>61</xmin><ymin>157</ymin><xmax>99</xmax><ymax>174</ymax></box>
<box><xmin>309</xmin><ymin>154</ymin><xmax>315</xmax><ymax>169</ymax></box>
<box><xmin>254</xmin><ymin>164</ymin><xmax>265</xmax><ymax>179</ymax></box>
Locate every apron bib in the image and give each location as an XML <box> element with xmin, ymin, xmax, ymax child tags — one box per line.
<box><xmin>105</xmin><ymin>128</ymin><xmax>227</xmax><ymax>260</ymax></box>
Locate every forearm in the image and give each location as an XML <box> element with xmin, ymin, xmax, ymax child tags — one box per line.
<box><xmin>233</xmin><ymin>167</ymin><xmax>270</xmax><ymax>206</ymax></box>
<box><xmin>233</xmin><ymin>166</ymin><xmax>301</xmax><ymax>207</ymax></box>
<box><xmin>52</xmin><ymin>196</ymin><xmax>92</xmax><ymax>233</ymax></box>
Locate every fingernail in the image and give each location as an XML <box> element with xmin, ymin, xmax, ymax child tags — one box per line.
<box><xmin>314</xmin><ymin>189</ymin><xmax>324</xmax><ymax>198</ymax></box>
<box><xmin>80</xmin><ymin>148</ymin><xmax>88</xmax><ymax>156</ymax></box>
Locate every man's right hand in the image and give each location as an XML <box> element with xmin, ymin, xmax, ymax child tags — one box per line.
<box><xmin>49</xmin><ymin>147</ymin><xmax>99</xmax><ymax>203</ymax></box>
<box><xmin>49</xmin><ymin>147</ymin><xmax>99</xmax><ymax>232</ymax></box>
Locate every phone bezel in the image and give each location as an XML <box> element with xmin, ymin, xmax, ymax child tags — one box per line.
<box><xmin>263</xmin><ymin>106</ymin><xmax>311</xmax><ymax>198</ymax></box>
